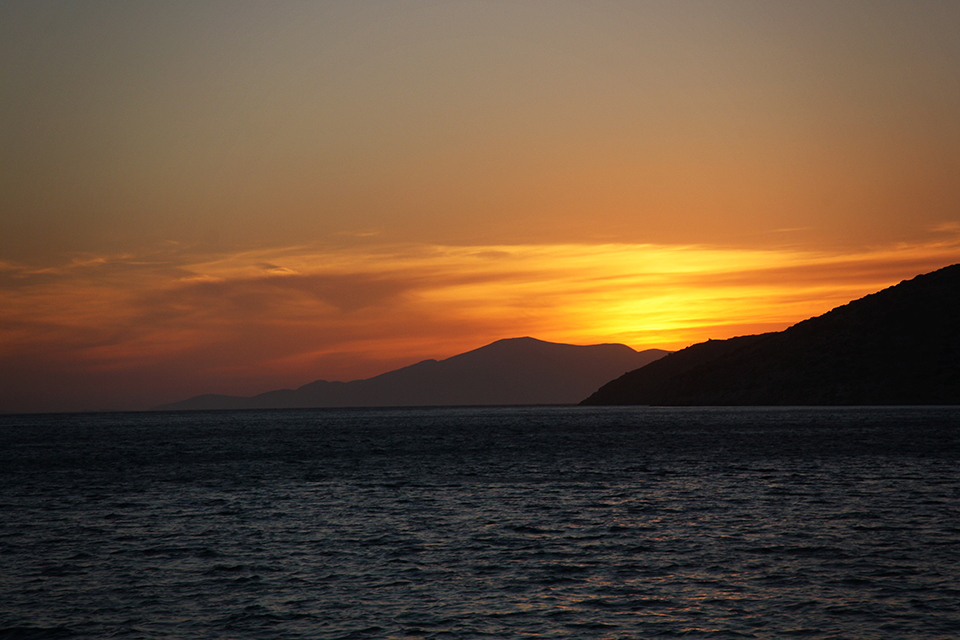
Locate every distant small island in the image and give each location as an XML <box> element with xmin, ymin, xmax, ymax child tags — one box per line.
<box><xmin>155</xmin><ymin>337</ymin><xmax>668</xmax><ymax>411</ymax></box>
<box><xmin>581</xmin><ymin>263</ymin><xmax>960</xmax><ymax>406</ymax></box>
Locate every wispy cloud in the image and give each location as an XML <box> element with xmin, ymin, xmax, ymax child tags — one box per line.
<box><xmin>930</xmin><ymin>221</ymin><xmax>960</xmax><ymax>234</ymax></box>
<box><xmin>1</xmin><ymin>237</ymin><xmax>958</xmax><ymax>412</ymax></box>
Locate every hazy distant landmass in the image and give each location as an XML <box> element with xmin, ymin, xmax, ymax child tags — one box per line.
<box><xmin>582</xmin><ymin>263</ymin><xmax>960</xmax><ymax>406</ymax></box>
<box><xmin>155</xmin><ymin>337</ymin><xmax>668</xmax><ymax>411</ymax></box>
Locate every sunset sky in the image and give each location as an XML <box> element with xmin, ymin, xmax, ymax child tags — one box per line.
<box><xmin>2</xmin><ymin>1</ymin><xmax>959</xmax><ymax>413</ymax></box>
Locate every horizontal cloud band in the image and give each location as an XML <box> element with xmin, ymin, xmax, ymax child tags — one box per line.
<box><xmin>1</xmin><ymin>237</ymin><xmax>957</xmax><ymax>412</ymax></box>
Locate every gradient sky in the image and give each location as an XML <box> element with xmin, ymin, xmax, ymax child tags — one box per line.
<box><xmin>2</xmin><ymin>1</ymin><xmax>959</xmax><ymax>412</ymax></box>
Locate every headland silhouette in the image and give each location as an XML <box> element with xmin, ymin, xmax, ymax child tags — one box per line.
<box><xmin>582</xmin><ymin>263</ymin><xmax>960</xmax><ymax>405</ymax></box>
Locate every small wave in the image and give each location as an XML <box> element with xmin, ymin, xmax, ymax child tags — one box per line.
<box><xmin>0</xmin><ymin>627</ymin><xmax>77</xmax><ymax>640</ymax></box>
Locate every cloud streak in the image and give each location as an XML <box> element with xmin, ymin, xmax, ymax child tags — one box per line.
<box><xmin>1</xmin><ymin>236</ymin><xmax>957</xmax><ymax>413</ymax></box>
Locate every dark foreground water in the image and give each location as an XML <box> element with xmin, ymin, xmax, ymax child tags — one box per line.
<box><xmin>2</xmin><ymin>406</ymin><xmax>960</xmax><ymax>639</ymax></box>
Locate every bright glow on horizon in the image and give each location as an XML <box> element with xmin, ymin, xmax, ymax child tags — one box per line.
<box><xmin>2</xmin><ymin>236</ymin><xmax>957</xmax><ymax>413</ymax></box>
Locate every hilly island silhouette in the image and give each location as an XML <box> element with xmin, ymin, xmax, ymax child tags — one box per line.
<box><xmin>582</xmin><ymin>263</ymin><xmax>960</xmax><ymax>406</ymax></box>
<box><xmin>155</xmin><ymin>338</ymin><xmax>668</xmax><ymax>410</ymax></box>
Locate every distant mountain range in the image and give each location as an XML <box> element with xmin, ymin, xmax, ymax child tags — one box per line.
<box><xmin>155</xmin><ymin>337</ymin><xmax>668</xmax><ymax>410</ymax></box>
<box><xmin>582</xmin><ymin>263</ymin><xmax>960</xmax><ymax>406</ymax></box>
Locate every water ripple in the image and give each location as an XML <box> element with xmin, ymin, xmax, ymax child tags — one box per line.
<box><xmin>2</xmin><ymin>406</ymin><xmax>959</xmax><ymax>638</ymax></box>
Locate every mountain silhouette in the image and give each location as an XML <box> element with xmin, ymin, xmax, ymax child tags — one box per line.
<box><xmin>581</xmin><ymin>263</ymin><xmax>960</xmax><ymax>406</ymax></box>
<box><xmin>155</xmin><ymin>337</ymin><xmax>668</xmax><ymax>410</ymax></box>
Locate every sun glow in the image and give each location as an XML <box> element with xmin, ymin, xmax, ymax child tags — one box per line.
<box><xmin>2</xmin><ymin>235</ymin><xmax>957</xmax><ymax>412</ymax></box>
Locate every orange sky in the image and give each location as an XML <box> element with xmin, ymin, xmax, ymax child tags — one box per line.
<box><xmin>2</xmin><ymin>2</ymin><xmax>959</xmax><ymax>412</ymax></box>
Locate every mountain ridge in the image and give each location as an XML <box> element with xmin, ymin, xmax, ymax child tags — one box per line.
<box><xmin>581</xmin><ymin>263</ymin><xmax>960</xmax><ymax>406</ymax></box>
<box><xmin>154</xmin><ymin>337</ymin><xmax>668</xmax><ymax>410</ymax></box>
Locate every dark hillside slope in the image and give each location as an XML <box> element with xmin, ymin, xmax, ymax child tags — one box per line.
<box><xmin>582</xmin><ymin>263</ymin><xmax>960</xmax><ymax>405</ymax></box>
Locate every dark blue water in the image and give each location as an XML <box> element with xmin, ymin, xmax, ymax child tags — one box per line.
<box><xmin>2</xmin><ymin>406</ymin><xmax>959</xmax><ymax>639</ymax></box>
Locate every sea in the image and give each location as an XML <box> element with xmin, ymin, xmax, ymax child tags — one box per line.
<box><xmin>1</xmin><ymin>406</ymin><xmax>959</xmax><ymax>639</ymax></box>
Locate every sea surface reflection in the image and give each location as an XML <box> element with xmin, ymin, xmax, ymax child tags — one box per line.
<box><xmin>2</xmin><ymin>406</ymin><xmax>959</xmax><ymax>638</ymax></box>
